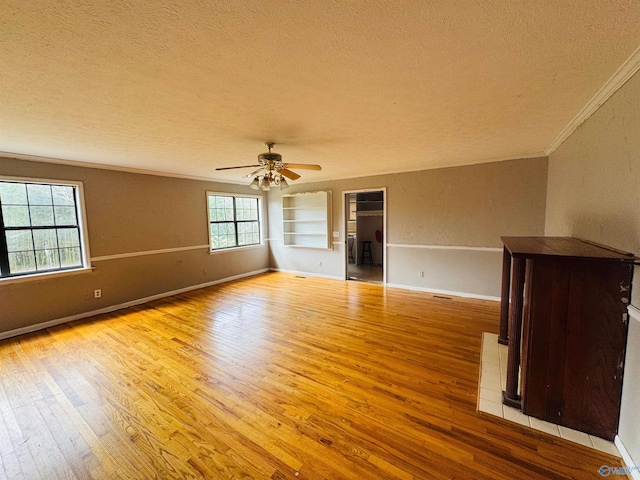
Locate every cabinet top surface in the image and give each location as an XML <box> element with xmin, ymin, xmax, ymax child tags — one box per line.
<box><xmin>501</xmin><ymin>236</ymin><xmax>636</xmax><ymax>261</ymax></box>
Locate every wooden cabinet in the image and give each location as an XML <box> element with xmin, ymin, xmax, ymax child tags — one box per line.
<box><xmin>500</xmin><ymin>237</ymin><xmax>636</xmax><ymax>440</ymax></box>
<box><xmin>282</xmin><ymin>191</ymin><xmax>332</xmax><ymax>249</ymax></box>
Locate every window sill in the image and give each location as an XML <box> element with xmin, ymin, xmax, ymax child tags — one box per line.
<box><xmin>208</xmin><ymin>244</ymin><xmax>266</xmax><ymax>255</ymax></box>
<box><xmin>0</xmin><ymin>266</ymin><xmax>94</xmax><ymax>286</ymax></box>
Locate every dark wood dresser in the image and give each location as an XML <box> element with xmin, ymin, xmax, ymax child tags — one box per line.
<box><xmin>499</xmin><ymin>236</ymin><xmax>636</xmax><ymax>440</ymax></box>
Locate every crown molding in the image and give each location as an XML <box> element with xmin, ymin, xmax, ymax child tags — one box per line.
<box><xmin>546</xmin><ymin>44</ymin><xmax>640</xmax><ymax>156</ymax></box>
<box><xmin>1</xmin><ymin>149</ymin><xmax>548</xmax><ymax>187</ymax></box>
<box><xmin>289</xmin><ymin>152</ymin><xmax>548</xmax><ymax>186</ymax></box>
<box><xmin>0</xmin><ymin>151</ymin><xmax>247</xmax><ymax>185</ymax></box>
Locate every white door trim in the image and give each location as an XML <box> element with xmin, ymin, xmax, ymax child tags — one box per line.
<box><xmin>342</xmin><ymin>187</ymin><xmax>387</xmax><ymax>285</ymax></box>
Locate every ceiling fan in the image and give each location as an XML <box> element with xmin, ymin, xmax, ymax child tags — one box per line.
<box><xmin>216</xmin><ymin>142</ymin><xmax>322</xmax><ymax>190</ymax></box>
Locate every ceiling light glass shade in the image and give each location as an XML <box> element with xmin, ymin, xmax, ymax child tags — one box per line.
<box><xmin>249</xmin><ymin>177</ymin><xmax>260</xmax><ymax>190</ymax></box>
<box><xmin>248</xmin><ymin>171</ymin><xmax>291</xmax><ymax>191</ymax></box>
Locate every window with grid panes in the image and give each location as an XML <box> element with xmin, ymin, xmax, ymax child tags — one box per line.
<box><xmin>207</xmin><ymin>194</ymin><xmax>261</xmax><ymax>250</ymax></box>
<box><xmin>0</xmin><ymin>179</ymin><xmax>88</xmax><ymax>278</ymax></box>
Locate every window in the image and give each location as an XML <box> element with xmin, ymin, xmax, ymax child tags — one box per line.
<box><xmin>0</xmin><ymin>179</ymin><xmax>88</xmax><ymax>278</ymax></box>
<box><xmin>207</xmin><ymin>194</ymin><xmax>261</xmax><ymax>250</ymax></box>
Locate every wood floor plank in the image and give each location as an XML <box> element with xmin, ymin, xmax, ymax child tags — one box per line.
<box><xmin>0</xmin><ymin>272</ymin><xmax>627</xmax><ymax>479</ymax></box>
<box><xmin>0</xmin><ymin>408</ymin><xmax>23</xmax><ymax>479</ymax></box>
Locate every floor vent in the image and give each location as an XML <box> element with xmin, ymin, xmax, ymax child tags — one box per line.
<box><xmin>433</xmin><ymin>295</ymin><xmax>452</xmax><ymax>300</ymax></box>
<box><xmin>295</xmin><ymin>276</ymin><xmax>307</xmax><ymax>279</ymax></box>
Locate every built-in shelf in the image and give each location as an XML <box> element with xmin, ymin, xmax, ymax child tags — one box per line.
<box><xmin>354</xmin><ymin>192</ymin><xmax>384</xmax><ymax>214</ymax></box>
<box><xmin>282</xmin><ymin>191</ymin><xmax>332</xmax><ymax>248</ymax></box>
<box><xmin>356</xmin><ymin>210</ymin><xmax>383</xmax><ymax>217</ymax></box>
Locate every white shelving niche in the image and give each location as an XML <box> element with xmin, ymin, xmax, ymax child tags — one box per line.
<box><xmin>282</xmin><ymin>191</ymin><xmax>332</xmax><ymax>249</ymax></box>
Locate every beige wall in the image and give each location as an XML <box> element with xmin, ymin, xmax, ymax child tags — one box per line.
<box><xmin>545</xmin><ymin>70</ymin><xmax>640</xmax><ymax>464</ymax></box>
<box><xmin>268</xmin><ymin>157</ymin><xmax>548</xmax><ymax>297</ymax></box>
<box><xmin>0</xmin><ymin>156</ymin><xmax>269</xmax><ymax>335</ymax></box>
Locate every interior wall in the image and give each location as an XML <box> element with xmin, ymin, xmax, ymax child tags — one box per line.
<box><xmin>545</xmin><ymin>70</ymin><xmax>640</xmax><ymax>465</ymax></box>
<box><xmin>0</xmin><ymin>156</ymin><xmax>269</xmax><ymax>336</ymax></box>
<box><xmin>268</xmin><ymin>156</ymin><xmax>548</xmax><ymax>298</ymax></box>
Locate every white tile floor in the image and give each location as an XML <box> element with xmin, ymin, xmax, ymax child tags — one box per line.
<box><xmin>477</xmin><ymin>332</ymin><xmax>620</xmax><ymax>457</ymax></box>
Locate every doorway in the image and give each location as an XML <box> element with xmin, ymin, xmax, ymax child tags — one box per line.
<box><xmin>344</xmin><ymin>189</ymin><xmax>385</xmax><ymax>284</ymax></box>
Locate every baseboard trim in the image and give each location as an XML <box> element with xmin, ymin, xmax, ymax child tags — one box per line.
<box><xmin>0</xmin><ymin>268</ymin><xmax>270</xmax><ymax>341</ymax></box>
<box><xmin>386</xmin><ymin>282</ymin><xmax>501</xmax><ymax>302</ymax></box>
<box><xmin>269</xmin><ymin>268</ymin><xmax>342</xmax><ymax>281</ymax></box>
<box><xmin>268</xmin><ymin>269</ymin><xmax>499</xmax><ymax>300</ymax></box>
<box><xmin>615</xmin><ymin>436</ymin><xmax>640</xmax><ymax>480</ymax></box>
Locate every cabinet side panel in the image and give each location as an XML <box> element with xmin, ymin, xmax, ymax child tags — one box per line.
<box><xmin>542</xmin><ymin>259</ymin><xmax>571</xmax><ymax>424</ymax></box>
<box><xmin>561</xmin><ymin>261</ymin><xmax>593</xmax><ymax>435</ymax></box>
<box><xmin>522</xmin><ymin>258</ymin><xmax>557</xmax><ymax>418</ymax></box>
<box><xmin>561</xmin><ymin>261</ymin><xmax>630</xmax><ymax>440</ymax></box>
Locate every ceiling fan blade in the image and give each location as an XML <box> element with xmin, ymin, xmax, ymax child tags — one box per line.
<box><xmin>278</xmin><ymin>168</ymin><xmax>301</xmax><ymax>180</ymax></box>
<box><xmin>283</xmin><ymin>163</ymin><xmax>322</xmax><ymax>171</ymax></box>
<box><xmin>243</xmin><ymin>168</ymin><xmax>264</xmax><ymax>178</ymax></box>
<box><xmin>215</xmin><ymin>164</ymin><xmax>261</xmax><ymax>171</ymax></box>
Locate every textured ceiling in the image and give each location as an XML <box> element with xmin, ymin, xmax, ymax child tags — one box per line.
<box><xmin>1</xmin><ymin>1</ymin><xmax>640</xmax><ymax>184</ymax></box>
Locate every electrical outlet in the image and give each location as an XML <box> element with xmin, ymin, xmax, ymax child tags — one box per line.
<box><xmin>418</xmin><ymin>271</ymin><xmax>424</xmax><ymax>278</ymax></box>
<box><xmin>94</xmin><ymin>289</ymin><xmax>102</xmax><ymax>298</ymax></box>
<box><xmin>319</xmin><ymin>261</ymin><xmax>323</xmax><ymax>267</ymax></box>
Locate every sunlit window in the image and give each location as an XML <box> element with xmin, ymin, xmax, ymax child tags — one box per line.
<box><xmin>0</xmin><ymin>179</ymin><xmax>88</xmax><ymax>278</ymax></box>
<box><xmin>207</xmin><ymin>194</ymin><xmax>261</xmax><ymax>250</ymax></box>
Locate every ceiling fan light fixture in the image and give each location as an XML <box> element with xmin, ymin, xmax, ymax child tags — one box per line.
<box><xmin>217</xmin><ymin>142</ymin><xmax>320</xmax><ymax>189</ymax></box>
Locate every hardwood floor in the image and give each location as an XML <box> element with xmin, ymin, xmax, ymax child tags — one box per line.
<box><xmin>0</xmin><ymin>272</ymin><xmax>625</xmax><ymax>479</ymax></box>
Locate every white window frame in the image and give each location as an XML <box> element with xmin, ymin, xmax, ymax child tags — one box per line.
<box><xmin>206</xmin><ymin>192</ymin><xmax>264</xmax><ymax>253</ymax></box>
<box><xmin>0</xmin><ymin>175</ymin><xmax>92</xmax><ymax>284</ymax></box>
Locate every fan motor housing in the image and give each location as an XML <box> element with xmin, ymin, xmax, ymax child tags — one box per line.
<box><xmin>258</xmin><ymin>152</ymin><xmax>282</xmax><ymax>163</ymax></box>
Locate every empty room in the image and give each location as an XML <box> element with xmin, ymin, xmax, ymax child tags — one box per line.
<box><xmin>1</xmin><ymin>1</ymin><xmax>639</xmax><ymax>479</ymax></box>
